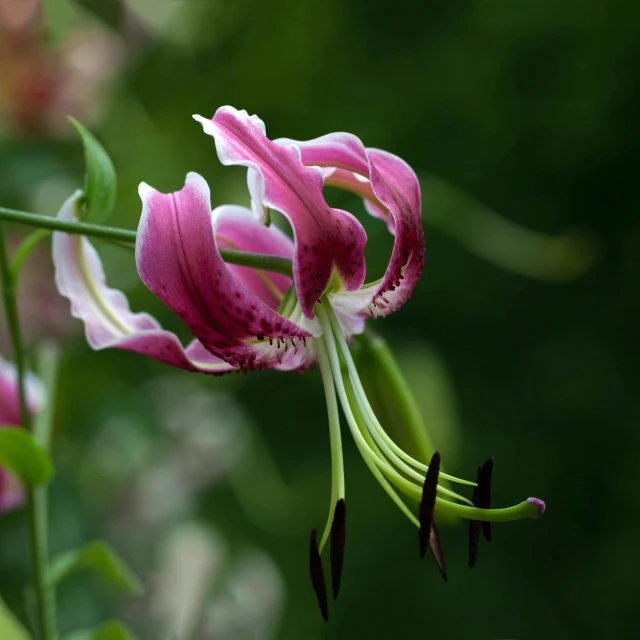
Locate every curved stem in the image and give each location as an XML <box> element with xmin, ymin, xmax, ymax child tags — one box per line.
<box><xmin>326</xmin><ymin>306</ymin><xmax>474</xmax><ymax>489</ymax></box>
<box><xmin>0</xmin><ymin>207</ymin><xmax>293</xmax><ymax>276</ymax></box>
<box><xmin>316</xmin><ymin>337</ymin><xmax>345</xmax><ymax>552</ymax></box>
<box><xmin>0</xmin><ymin>224</ymin><xmax>57</xmax><ymax>640</ymax></box>
<box><xmin>359</xmin><ymin>331</ymin><xmax>437</xmax><ymax>464</ymax></box>
<box><xmin>12</xmin><ymin>229</ymin><xmax>51</xmax><ymax>278</ymax></box>
<box><xmin>342</xmin><ymin>371</ymin><xmax>420</xmax><ymax>528</ymax></box>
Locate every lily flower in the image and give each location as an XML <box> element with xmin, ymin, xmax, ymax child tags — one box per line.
<box><xmin>52</xmin><ymin>106</ymin><xmax>545</xmax><ymax>620</ymax></box>
<box><xmin>0</xmin><ymin>353</ymin><xmax>45</xmax><ymax>513</ymax></box>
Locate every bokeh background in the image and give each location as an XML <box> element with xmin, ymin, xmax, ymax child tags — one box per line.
<box><xmin>1</xmin><ymin>0</ymin><xmax>638</xmax><ymax>638</ymax></box>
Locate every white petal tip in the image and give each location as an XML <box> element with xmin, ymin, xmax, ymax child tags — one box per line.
<box><xmin>185</xmin><ymin>172</ymin><xmax>209</xmax><ymax>193</ymax></box>
<box><xmin>194</xmin><ymin>115</ymin><xmax>216</xmax><ymax>136</ymax></box>
<box><xmin>138</xmin><ymin>182</ymin><xmax>154</xmax><ymax>200</ymax></box>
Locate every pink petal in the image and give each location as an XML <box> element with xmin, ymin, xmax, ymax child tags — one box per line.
<box><xmin>136</xmin><ymin>173</ymin><xmax>317</xmax><ymax>370</ymax></box>
<box><xmin>322</xmin><ymin>168</ymin><xmax>390</xmax><ymax>227</ymax></box>
<box><xmin>52</xmin><ymin>192</ymin><xmax>234</xmax><ymax>374</ymax></box>
<box><xmin>0</xmin><ymin>466</ymin><xmax>24</xmax><ymax>514</ymax></box>
<box><xmin>0</xmin><ymin>354</ymin><xmax>44</xmax><ymax>425</ymax></box>
<box><xmin>214</xmin><ymin>205</ymin><xmax>293</xmax><ymax>311</ymax></box>
<box><xmin>277</xmin><ymin>133</ymin><xmax>425</xmax><ymax>317</ymax></box>
<box><xmin>0</xmin><ymin>356</ymin><xmax>43</xmax><ymax>515</ymax></box>
<box><xmin>194</xmin><ymin>107</ymin><xmax>368</xmax><ymax>319</ymax></box>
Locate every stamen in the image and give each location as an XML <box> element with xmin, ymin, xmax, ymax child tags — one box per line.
<box><xmin>429</xmin><ymin>523</ymin><xmax>448</xmax><ymax>582</ymax></box>
<box><xmin>343</xmin><ymin>372</ymin><xmax>422</xmax><ymax>529</ymax></box>
<box><xmin>309</xmin><ymin>529</ymin><xmax>329</xmax><ymax>622</ymax></box>
<box><xmin>317</xmin><ymin>304</ymin><xmax>541</xmax><ymax>530</ymax></box>
<box><xmin>349</xmin><ymin>382</ymin><xmax>473</xmax><ymax>502</ymax></box>
<box><xmin>468</xmin><ymin>465</ymin><xmax>482</xmax><ymax>568</ymax></box>
<box><xmin>478</xmin><ymin>457</ymin><xmax>494</xmax><ymax>542</ymax></box>
<box><xmin>330</xmin><ymin>498</ymin><xmax>347</xmax><ymax>600</ymax></box>
<box><xmin>419</xmin><ymin>452</ymin><xmax>440</xmax><ymax>559</ymax></box>
<box><xmin>325</xmin><ymin>306</ymin><xmax>474</xmax><ymax>489</ymax></box>
<box><xmin>316</xmin><ymin>337</ymin><xmax>346</xmax><ymax>552</ymax></box>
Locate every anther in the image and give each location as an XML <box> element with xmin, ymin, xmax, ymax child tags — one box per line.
<box><xmin>330</xmin><ymin>499</ymin><xmax>347</xmax><ymax>600</ymax></box>
<box><xmin>478</xmin><ymin>457</ymin><xmax>494</xmax><ymax>542</ymax></box>
<box><xmin>468</xmin><ymin>465</ymin><xmax>481</xmax><ymax>568</ymax></box>
<box><xmin>418</xmin><ymin>451</ymin><xmax>440</xmax><ymax>559</ymax></box>
<box><xmin>309</xmin><ymin>528</ymin><xmax>329</xmax><ymax>621</ymax></box>
<box><xmin>429</xmin><ymin>523</ymin><xmax>448</xmax><ymax>582</ymax></box>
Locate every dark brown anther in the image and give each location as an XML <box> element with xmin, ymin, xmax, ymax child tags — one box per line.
<box><xmin>330</xmin><ymin>498</ymin><xmax>347</xmax><ymax>600</ymax></box>
<box><xmin>309</xmin><ymin>529</ymin><xmax>329</xmax><ymax>621</ymax></box>
<box><xmin>468</xmin><ymin>465</ymin><xmax>482</xmax><ymax>568</ymax></box>
<box><xmin>418</xmin><ymin>451</ymin><xmax>441</xmax><ymax>559</ymax></box>
<box><xmin>478</xmin><ymin>457</ymin><xmax>494</xmax><ymax>542</ymax></box>
<box><xmin>428</xmin><ymin>523</ymin><xmax>448</xmax><ymax>582</ymax></box>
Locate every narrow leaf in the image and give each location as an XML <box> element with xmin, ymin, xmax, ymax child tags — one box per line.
<box><xmin>0</xmin><ymin>597</ymin><xmax>30</xmax><ymax>640</ymax></box>
<box><xmin>0</xmin><ymin>428</ymin><xmax>53</xmax><ymax>487</ymax></box>
<box><xmin>64</xmin><ymin>620</ymin><xmax>140</xmax><ymax>640</ymax></box>
<box><xmin>76</xmin><ymin>0</ymin><xmax>124</xmax><ymax>29</ymax></box>
<box><xmin>48</xmin><ymin>541</ymin><xmax>143</xmax><ymax>597</ymax></box>
<box><xmin>69</xmin><ymin>118</ymin><xmax>117</xmax><ymax>224</ymax></box>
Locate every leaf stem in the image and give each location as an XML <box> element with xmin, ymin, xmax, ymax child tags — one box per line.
<box><xmin>0</xmin><ymin>223</ymin><xmax>57</xmax><ymax>640</ymax></box>
<box><xmin>12</xmin><ymin>229</ymin><xmax>52</xmax><ymax>278</ymax></box>
<box><xmin>0</xmin><ymin>206</ymin><xmax>294</xmax><ymax>277</ymax></box>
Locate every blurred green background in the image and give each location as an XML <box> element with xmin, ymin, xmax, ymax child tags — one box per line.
<box><xmin>1</xmin><ymin>0</ymin><xmax>638</xmax><ymax>638</ymax></box>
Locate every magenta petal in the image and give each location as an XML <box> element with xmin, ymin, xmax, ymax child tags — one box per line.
<box><xmin>0</xmin><ymin>354</ymin><xmax>44</xmax><ymax>425</ymax></box>
<box><xmin>0</xmin><ymin>467</ymin><xmax>24</xmax><ymax>514</ymax></box>
<box><xmin>0</xmin><ymin>355</ymin><xmax>44</xmax><ymax>515</ymax></box>
<box><xmin>52</xmin><ymin>192</ymin><xmax>234</xmax><ymax>374</ymax></box>
<box><xmin>278</xmin><ymin>133</ymin><xmax>425</xmax><ymax>317</ymax></box>
<box><xmin>214</xmin><ymin>205</ymin><xmax>293</xmax><ymax>311</ymax></box>
<box><xmin>194</xmin><ymin>107</ymin><xmax>368</xmax><ymax>318</ymax></box>
<box><xmin>136</xmin><ymin>173</ymin><xmax>315</xmax><ymax>369</ymax></box>
<box><xmin>322</xmin><ymin>168</ymin><xmax>390</xmax><ymax>228</ymax></box>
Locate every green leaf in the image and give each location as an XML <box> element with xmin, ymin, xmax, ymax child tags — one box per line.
<box><xmin>64</xmin><ymin>620</ymin><xmax>140</xmax><ymax>640</ymax></box>
<box><xmin>0</xmin><ymin>598</ymin><xmax>30</xmax><ymax>640</ymax></box>
<box><xmin>48</xmin><ymin>541</ymin><xmax>143</xmax><ymax>597</ymax></box>
<box><xmin>0</xmin><ymin>428</ymin><xmax>53</xmax><ymax>487</ymax></box>
<box><xmin>76</xmin><ymin>0</ymin><xmax>123</xmax><ymax>30</ymax></box>
<box><xmin>69</xmin><ymin>118</ymin><xmax>117</xmax><ymax>224</ymax></box>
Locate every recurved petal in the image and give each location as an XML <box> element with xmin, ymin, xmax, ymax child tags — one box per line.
<box><xmin>278</xmin><ymin>133</ymin><xmax>425</xmax><ymax>317</ymax></box>
<box><xmin>52</xmin><ymin>191</ymin><xmax>234</xmax><ymax>374</ymax></box>
<box><xmin>136</xmin><ymin>173</ymin><xmax>317</xmax><ymax>370</ymax></box>
<box><xmin>194</xmin><ymin>107</ymin><xmax>368</xmax><ymax>319</ymax></box>
<box><xmin>321</xmin><ymin>168</ymin><xmax>391</xmax><ymax>230</ymax></box>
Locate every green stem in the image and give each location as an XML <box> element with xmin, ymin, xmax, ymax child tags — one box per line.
<box><xmin>316</xmin><ymin>333</ymin><xmax>345</xmax><ymax>552</ymax></box>
<box><xmin>0</xmin><ymin>206</ymin><xmax>293</xmax><ymax>276</ymax></box>
<box><xmin>12</xmin><ymin>229</ymin><xmax>51</xmax><ymax>278</ymax></box>
<box><xmin>359</xmin><ymin>331</ymin><xmax>437</xmax><ymax>464</ymax></box>
<box><xmin>0</xmin><ymin>223</ymin><xmax>57</xmax><ymax>640</ymax></box>
<box><xmin>33</xmin><ymin>344</ymin><xmax>59</xmax><ymax>454</ymax></box>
